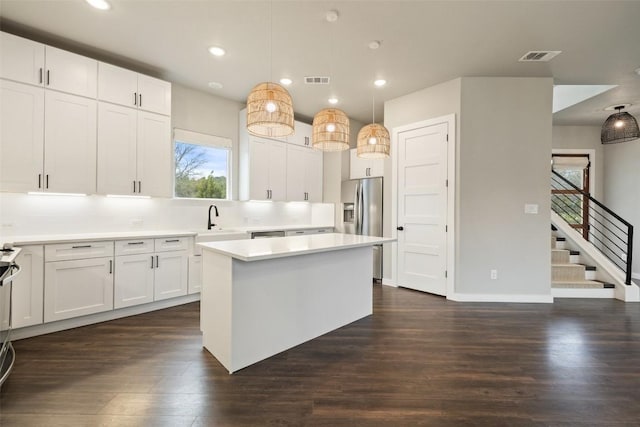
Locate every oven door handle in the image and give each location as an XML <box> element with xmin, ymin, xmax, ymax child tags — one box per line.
<box><xmin>0</xmin><ymin>263</ymin><xmax>21</xmax><ymax>286</ymax></box>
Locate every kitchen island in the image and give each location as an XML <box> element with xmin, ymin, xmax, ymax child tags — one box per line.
<box><xmin>198</xmin><ymin>233</ymin><xmax>394</xmax><ymax>373</ymax></box>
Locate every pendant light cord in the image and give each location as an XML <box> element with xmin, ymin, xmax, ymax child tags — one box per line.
<box><xmin>269</xmin><ymin>0</ymin><xmax>273</xmax><ymax>82</ymax></box>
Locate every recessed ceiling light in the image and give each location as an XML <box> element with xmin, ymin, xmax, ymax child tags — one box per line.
<box><xmin>368</xmin><ymin>40</ymin><xmax>381</xmax><ymax>50</ymax></box>
<box><xmin>85</xmin><ymin>0</ymin><xmax>111</xmax><ymax>10</ymax></box>
<box><xmin>208</xmin><ymin>46</ymin><xmax>226</xmax><ymax>57</ymax></box>
<box><xmin>328</xmin><ymin>97</ymin><xmax>339</xmax><ymax>105</ymax></box>
<box><xmin>279</xmin><ymin>78</ymin><xmax>293</xmax><ymax>86</ymax></box>
<box><xmin>374</xmin><ymin>79</ymin><xmax>387</xmax><ymax>87</ymax></box>
<box><xmin>208</xmin><ymin>81</ymin><xmax>223</xmax><ymax>90</ymax></box>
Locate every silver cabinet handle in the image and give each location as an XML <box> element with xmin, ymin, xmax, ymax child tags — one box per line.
<box><xmin>38</xmin><ymin>174</ymin><xmax>42</xmax><ymax>189</ymax></box>
<box><xmin>46</xmin><ymin>70</ymin><xmax>50</xmax><ymax>86</ymax></box>
<box><xmin>39</xmin><ymin>68</ymin><xmax>43</xmax><ymax>84</ymax></box>
<box><xmin>46</xmin><ymin>174</ymin><xmax>49</xmax><ymax>189</ymax></box>
<box><xmin>151</xmin><ymin>255</ymin><xmax>154</xmax><ymax>269</ymax></box>
<box><xmin>127</xmin><ymin>241</ymin><xmax>144</xmax><ymax>245</ymax></box>
<box><xmin>109</xmin><ymin>260</ymin><xmax>113</xmax><ymax>274</ymax></box>
<box><xmin>139</xmin><ymin>93</ymin><xmax>142</xmax><ymax>107</ymax></box>
<box><xmin>133</xmin><ymin>180</ymin><xmax>136</xmax><ymax>193</ymax></box>
<box><xmin>72</xmin><ymin>245</ymin><xmax>92</xmax><ymax>249</ymax></box>
<box><xmin>304</xmin><ymin>136</ymin><xmax>309</xmax><ymax>146</ymax></box>
<box><xmin>134</xmin><ymin>92</ymin><xmax>137</xmax><ymax>106</ymax></box>
<box><xmin>156</xmin><ymin>255</ymin><xmax>159</xmax><ymax>268</ymax></box>
<box><xmin>138</xmin><ymin>181</ymin><xmax>141</xmax><ymax>193</ymax></box>
<box><xmin>165</xmin><ymin>239</ymin><xmax>180</xmax><ymax>243</ymax></box>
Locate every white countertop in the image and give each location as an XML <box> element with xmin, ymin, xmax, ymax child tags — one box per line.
<box><xmin>198</xmin><ymin>233</ymin><xmax>395</xmax><ymax>262</ymax></box>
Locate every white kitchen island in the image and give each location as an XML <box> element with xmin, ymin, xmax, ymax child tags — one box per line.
<box><xmin>198</xmin><ymin>233</ymin><xmax>394</xmax><ymax>373</ymax></box>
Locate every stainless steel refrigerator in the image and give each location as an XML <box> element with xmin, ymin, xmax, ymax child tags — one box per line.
<box><xmin>340</xmin><ymin>177</ymin><xmax>383</xmax><ymax>280</ymax></box>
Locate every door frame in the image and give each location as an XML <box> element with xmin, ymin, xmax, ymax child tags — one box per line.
<box><xmin>390</xmin><ymin>114</ymin><xmax>456</xmax><ymax>297</ymax></box>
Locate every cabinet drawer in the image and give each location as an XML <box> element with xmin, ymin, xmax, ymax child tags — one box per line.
<box><xmin>154</xmin><ymin>236</ymin><xmax>191</xmax><ymax>252</ymax></box>
<box><xmin>115</xmin><ymin>239</ymin><xmax>154</xmax><ymax>256</ymax></box>
<box><xmin>45</xmin><ymin>241</ymin><xmax>114</xmax><ymax>261</ymax></box>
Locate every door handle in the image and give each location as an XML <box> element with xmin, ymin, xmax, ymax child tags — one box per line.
<box><xmin>109</xmin><ymin>260</ymin><xmax>113</xmax><ymax>274</ymax></box>
<box><xmin>46</xmin><ymin>174</ymin><xmax>49</xmax><ymax>189</ymax></box>
<box><xmin>139</xmin><ymin>93</ymin><xmax>142</xmax><ymax>107</ymax></box>
<box><xmin>46</xmin><ymin>70</ymin><xmax>50</xmax><ymax>86</ymax></box>
<box><xmin>138</xmin><ymin>181</ymin><xmax>142</xmax><ymax>193</ymax></box>
<box><xmin>134</xmin><ymin>92</ymin><xmax>137</xmax><ymax>106</ymax></box>
<box><xmin>151</xmin><ymin>255</ymin><xmax>154</xmax><ymax>269</ymax></box>
<box><xmin>39</xmin><ymin>68</ymin><xmax>43</xmax><ymax>84</ymax></box>
<box><xmin>133</xmin><ymin>180</ymin><xmax>136</xmax><ymax>193</ymax></box>
<box><xmin>38</xmin><ymin>174</ymin><xmax>42</xmax><ymax>189</ymax></box>
<box><xmin>397</xmin><ymin>226</ymin><xmax>404</xmax><ymax>231</ymax></box>
<box><xmin>127</xmin><ymin>241</ymin><xmax>144</xmax><ymax>245</ymax></box>
<box><xmin>156</xmin><ymin>255</ymin><xmax>159</xmax><ymax>268</ymax></box>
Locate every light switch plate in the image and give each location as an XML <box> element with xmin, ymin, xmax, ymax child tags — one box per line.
<box><xmin>524</xmin><ymin>204</ymin><xmax>539</xmax><ymax>214</ymax></box>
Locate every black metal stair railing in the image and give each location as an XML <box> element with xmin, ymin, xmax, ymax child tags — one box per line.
<box><xmin>551</xmin><ymin>170</ymin><xmax>634</xmax><ymax>285</ymax></box>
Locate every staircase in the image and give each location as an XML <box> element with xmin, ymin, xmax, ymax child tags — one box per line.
<box><xmin>551</xmin><ymin>225</ymin><xmax>616</xmax><ymax>297</ymax></box>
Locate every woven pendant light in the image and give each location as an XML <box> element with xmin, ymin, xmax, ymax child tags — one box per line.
<box><xmin>357</xmin><ymin>96</ymin><xmax>390</xmax><ymax>158</ymax></box>
<box><xmin>312</xmin><ymin>108</ymin><xmax>350</xmax><ymax>151</ymax></box>
<box><xmin>601</xmin><ymin>106</ymin><xmax>640</xmax><ymax>144</ymax></box>
<box><xmin>246</xmin><ymin>82</ymin><xmax>294</xmax><ymax>138</ymax></box>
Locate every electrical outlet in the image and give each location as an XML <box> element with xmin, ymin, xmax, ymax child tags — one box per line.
<box><xmin>490</xmin><ymin>269</ymin><xmax>498</xmax><ymax>280</ymax></box>
<box><xmin>524</xmin><ymin>204</ymin><xmax>539</xmax><ymax>214</ymax></box>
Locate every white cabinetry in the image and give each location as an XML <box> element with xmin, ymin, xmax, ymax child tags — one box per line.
<box><xmin>350</xmin><ymin>148</ymin><xmax>384</xmax><ymax>179</ymax></box>
<box><xmin>97</xmin><ymin>103</ymin><xmax>171</xmax><ymax>197</ymax></box>
<box><xmin>0</xmin><ymin>78</ymin><xmax>96</xmax><ymax>194</ymax></box>
<box><xmin>0</xmin><ymin>32</ymin><xmax>97</xmax><ymax>98</ymax></box>
<box><xmin>11</xmin><ymin>245</ymin><xmax>44</xmax><ymax>329</ymax></box>
<box><xmin>44</xmin><ymin>242</ymin><xmax>114</xmax><ymax>322</ymax></box>
<box><xmin>286</xmin><ymin>144</ymin><xmax>323</xmax><ymax>202</ymax></box>
<box><xmin>241</xmin><ymin>137</ymin><xmax>287</xmax><ymax>201</ymax></box>
<box><xmin>284</xmin><ymin>227</ymin><xmax>333</xmax><ymax>237</ymax></box>
<box><xmin>98</xmin><ymin>62</ymin><xmax>171</xmax><ymax>115</ymax></box>
<box><xmin>287</xmin><ymin>122</ymin><xmax>313</xmax><ymax>147</ymax></box>
<box><xmin>114</xmin><ymin>237</ymin><xmax>188</xmax><ymax>308</ymax></box>
<box><xmin>0</xmin><ymin>80</ymin><xmax>44</xmax><ymax>192</ymax></box>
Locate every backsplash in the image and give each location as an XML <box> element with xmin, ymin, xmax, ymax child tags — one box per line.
<box><xmin>0</xmin><ymin>193</ymin><xmax>334</xmax><ymax>238</ymax></box>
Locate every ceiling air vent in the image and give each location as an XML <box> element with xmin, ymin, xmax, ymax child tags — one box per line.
<box><xmin>519</xmin><ymin>51</ymin><xmax>562</xmax><ymax>62</ymax></box>
<box><xmin>304</xmin><ymin>76</ymin><xmax>330</xmax><ymax>85</ymax></box>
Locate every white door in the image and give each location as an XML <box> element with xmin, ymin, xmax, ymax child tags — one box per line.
<box><xmin>397</xmin><ymin>122</ymin><xmax>448</xmax><ymax>295</ymax></box>
<box><xmin>97</xmin><ymin>102</ymin><xmax>138</xmax><ymax>195</ymax></box>
<box><xmin>97</xmin><ymin>62</ymin><xmax>138</xmax><ymax>108</ymax></box>
<box><xmin>44</xmin><ymin>257</ymin><xmax>114</xmax><ymax>322</ymax></box>
<box><xmin>249</xmin><ymin>138</ymin><xmax>271</xmax><ymax>200</ymax></box>
<box><xmin>305</xmin><ymin>149</ymin><xmax>323</xmax><ymax>202</ymax></box>
<box><xmin>11</xmin><ymin>245</ymin><xmax>44</xmax><ymax>329</ymax></box>
<box><xmin>44</xmin><ymin>46</ymin><xmax>97</xmax><ymax>98</ymax></box>
<box><xmin>286</xmin><ymin>144</ymin><xmax>307</xmax><ymax>201</ymax></box>
<box><xmin>137</xmin><ymin>111</ymin><xmax>171</xmax><ymax>197</ymax></box>
<box><xmin>0</xmin><ymin>80</ymin><xmax>44</xmax><ymax>192</ymax></box>
<box><xmin>137</xmin><ymin>74</ymin><xmax>172</xmax><ymax>115</ymax></box>
<box><xmin>44</xmin><ymin>91</ymin><xmax>97</xmax><ymax>194</ymax></box>
<box><xmin>114</xmin><ymin>253</ymin><xmax>155</xmax><ymax>309</ymax></box>
<box><xmin>154</xmin><ymin>251</ymin><xmax>188</xmax><ymax>301</ymax></box>
<box><xmin>267</xmin><ymin>140</ymin><xmax>287</xmax><ymax>201</ymax></box>
<box><xmin>0</xmin><ymin>32</ymin><xmax>45</xmax><ymax>86</ymax></box>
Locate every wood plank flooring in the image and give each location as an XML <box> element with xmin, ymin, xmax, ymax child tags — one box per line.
<box><xmin>1</xmin><ymin>285</ymin><xmax>639</xmax><ymax>426</ymax></box>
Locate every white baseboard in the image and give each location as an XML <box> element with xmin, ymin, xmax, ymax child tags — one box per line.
<box><xmin>552</xmin><ymin>288</ymin><xmax>615</xmax><ymax>299</ymax></box>
<box><xmin>381</xmin><ymin>278</ymin><xmax>398</xmax><ymax>287</ymax></box>
<box><xmin>447</xmin><ymin>293</ymin><xmax>553</xmax><ymax>303</ymax></box>
<box><xmin>11</xmin><ymin>293</ymin><xmax>201</xmax><ymax>341</ymax></box>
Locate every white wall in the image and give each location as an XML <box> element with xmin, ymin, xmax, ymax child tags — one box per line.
<box><xmin>603</xmin><ymin>140</ymin><xmax>640</xmax><ymax>278</ymax></box>
<box><xmin>456</xmin><ymin>77</ymin><xmax>553</xmax><ymax>298</ymax></box>
<box><xmin>552</xmin><ymin>126</ymin><xmax>603</xmax><ymax>198</ymax></box>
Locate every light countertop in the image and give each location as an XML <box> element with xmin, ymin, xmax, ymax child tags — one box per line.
<box><xmin>197</xmin><ymin>233</ymin><xmax>395</xmax><ymax>262</ymax></box>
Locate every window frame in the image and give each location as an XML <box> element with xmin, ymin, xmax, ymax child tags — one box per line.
<box><xmin>173</xmin><ymin>128</ymin><xmax>232</xmax><ymax>201</ymax></box>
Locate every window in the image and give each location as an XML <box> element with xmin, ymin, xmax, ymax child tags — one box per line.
<box><xmin>174</xmin><ymin>129</ymin><xmax>232</xmax><ymax>199</ymax></box>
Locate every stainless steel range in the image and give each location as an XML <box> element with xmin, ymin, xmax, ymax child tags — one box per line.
<box><xmin>1</xmin><ymin>246</ymin><xmax>22</xmax><ymax>388</ymax></box>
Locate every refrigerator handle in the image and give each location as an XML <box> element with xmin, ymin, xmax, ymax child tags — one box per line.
<box><xmin>354</xmin><ymin>183</ymin><xmax>361</xmax><ymax>235</ymax></box>
<box><xmin>356</xmin><ymin>182</ymin><xmax>365</xmax><ymax>235</ymax></box>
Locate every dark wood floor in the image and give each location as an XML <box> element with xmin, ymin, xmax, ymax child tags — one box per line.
<box><xmin>1</xmin><ymin>285</ymin><xmax>639</xmax><ymax>426</ymax></box>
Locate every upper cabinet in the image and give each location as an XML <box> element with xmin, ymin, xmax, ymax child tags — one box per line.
<box><xmin>0</xmin><ymin>32</ymin><xmax>97</xmax><ymax>98</ymax></box>
<box><xmin>98</xmin><ymin>62</ymin><xmax>171</xmax><ymax>115</ymax></box>
<box><xmin>286</xmin><ymin>145</ymin><xmax>323</xmax><ymax>202</ymax></box>
<box><xmin>287</xmin><ymin>122</ymin><xmax>313</xmax><ymax>148</ymax></box>
<box><xmin>350</xmin><ymin>149</ymin><xmax>385</xmax><ymax>179</ymax></box>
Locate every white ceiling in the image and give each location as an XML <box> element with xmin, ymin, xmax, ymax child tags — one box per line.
<box><xmin>1</xmin><ymin>0</ymin><xmax>639</xmax><ymax>126</ymax></box>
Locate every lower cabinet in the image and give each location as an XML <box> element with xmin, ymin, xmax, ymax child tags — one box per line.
<box><xmin>11</xmin><ymin>245</ymin><xmax>44</xmax><ymax>328</ymax></box>
<box><xmin>154</xmin><ymin>251</ymin><xmax>188</xmax><ymax>301</ymax></box>
<box><xmin>188</xmin><ymin>255</ymin><xmax>202</xmax><ymax>295</ymax></box>
<box><xmin>44</xmin><ymin>257</ymin><xmax>114</xmax><ymax>322</ymax></box>
<box><xmin>114</xmin><ymin>253</ymin><xmax>154</xmax><ymax>309</ymax></box>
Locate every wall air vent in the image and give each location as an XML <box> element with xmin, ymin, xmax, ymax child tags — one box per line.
<box><xmin>304</xmin><ymin>76</ymin><xmax>330</xmax><ymax>85</ymax></box>
<box><xmin>519</xmin><ymin>51</ymin><xmax>562</xmax><ymax>62</ymax></box>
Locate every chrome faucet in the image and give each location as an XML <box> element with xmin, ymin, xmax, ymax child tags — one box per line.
<box><xmin>207</xmin><ymin>204</ymin><xmax>219</xmax><ymax>230</ymax></box>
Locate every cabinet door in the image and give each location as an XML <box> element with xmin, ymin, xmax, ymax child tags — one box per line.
<box><xmin>44</xmin><ymin>91</ymin><xmax>97</xmax><ymax>194</ymax></box>
<box><xmin>137</xmin><ymin>74</ymin><xmax>171</xmax><ymax>116</ymax></box>
<box><xmin>44</xmin><ymin>257</ymin><xmax>114</xmax><ymax>322</ymax></box>
<box><xmin>286</xmin><ymin>144</ymin><xmax>306</xmax><ymax>201</ymax></box>
<box><xmin>11</xmin><ymin>245</ymin><xmax>44</xmax><ymax>329</ymax></box>
<box><xmin>305</xmin><ymin>149</ymin><xmax>323</xmax><ymax>202</ymax></box>
<box><xmin>349</xmin><ymin>148</ymin><xmax>384</xmax><ymax>179</ymax></box>
<box><xmin>154</xmin><ymin>251</ymin><xmax>188</xmax><ymax>301</ymax></box>
<box><xmin>137</xmin><ymin>111</ymin><xmax>171</xmax><ymax>197</ymax></box>
<box><xmin>287</xmin><ymin>122</ymin><xmax>312</xmax><ymax>147</ymax></box>
<box><xmin>97</xmin><ymin>102</ymin><xmax>138</xmax><ymax>195</ymax></box>
<box><xmin>188</xmin><ymin>255</ymin><xmax>202</xmax><ymax>294</ymax></box>
<box><xmin>114</xmin><ymin>254</ymin><xmax>154</xmax><ymax>309</ymax></box>
<box><xmin>44</xmin><ymin>46</ymin><xmax>97</xmax><ymax>98</ymax></box>
<box><xmin>0</xmin><ymin>32</ymin><xmax>45</xmax><ymax>86</ymax></box>
<box><xmin>97</xmin><ymin>62</ymin><xmax>138</xmax><ymax>108</ymax></box>
<box><xmin>248</xmin><ymin>138</ymin><xmax>271</xmax><ymax>200</ymax></box>
<box><xmin>268</xmin><ymin>140</ymin><xmax>287</xmax><ymax>201</ymax></box>
<box><xmin>0</xmin><ymin>80</ymin><xmax>44</xmax><ymax>192</ymax></box>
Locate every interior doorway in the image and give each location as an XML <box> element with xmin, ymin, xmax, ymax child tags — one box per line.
<box><xmin>551</xmin><ymin>153</ymin><xmax>591</xmax><ymax>239</ymax></box>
